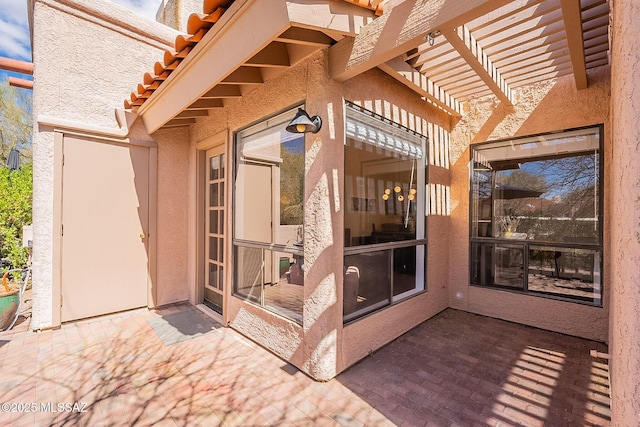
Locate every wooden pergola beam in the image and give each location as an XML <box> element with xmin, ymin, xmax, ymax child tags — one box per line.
<box><xmin>8</xmin><ymin>77</ymin><xmax>33</xmax><ymax>90</ymax></box>
<box><xmin>175</xmin><ymin>110</ymin><xmax>209</xmax><ymax>119</ymax></box>
<box><xmin>163</xmin><ymin>118</ymin><xmax>196</xmax><ymax>128</ymax></box>
<box><xmin>443</xmin><ymin>25</ymin><xmax>513</xmax><ymax>106</ymax></box>
<box><xmin>0</xmin><ymin>57</ymin><xmax>33</xmax><ymax>75</ymax></box>
<box><xmin>560</xmin><ymin>0</ymin><xmax>587</xmax><ymax>89</ymax></box>
<box><xmin>377</xmin><ymin>57</ymin><xmax>461</xmax><ymax>117</ymax></box>
<box><xmin>328</xmin><ymin>0</ymin><xmax>512</xmax><ymax>82</ymax></box>
<box><xmin>275</xmin><ymin>27</ymin><xmax>334</xmax><ymax>46</ymax></box>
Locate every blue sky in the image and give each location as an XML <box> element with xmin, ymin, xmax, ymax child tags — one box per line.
<box><xmin>0</xmin><ymin>0</ymin><xmax>163</xmax><ymax>84</ymax></box>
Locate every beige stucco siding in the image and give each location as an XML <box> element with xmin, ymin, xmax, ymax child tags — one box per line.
<box><xmin>449</xmin><ymin>66</ymin><xmax>611</xmax><ymax>343</ymax></box>
<box><xmin>609</xmin><ymin>0</ymin><xmax>640</xmax><ymax>422</ymax></box>
<box><xmin>153</xmin><ymin>128</ymin><xmax>191</xmax><ymax>306</ymax></box>
<box><xmin>30</xmin><ymin>0</ymin><xmax>179</xmax><ymax>328</ymax></box>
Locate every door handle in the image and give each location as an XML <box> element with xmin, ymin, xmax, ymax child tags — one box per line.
<box><xmin>140</xmin><ymin>233</ymin><xmax>146</xmax><ymax>240</ymax></box>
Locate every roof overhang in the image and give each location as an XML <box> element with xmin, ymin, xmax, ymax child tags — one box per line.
<box><xmin>135</xmin><ymin>0</ymin><xmax>610</xmax><ymax>132</ymax></box>
<box><xmin>137</xmin><ymin>0</ymin><xmax>376</xmax><ymax>134</ymax></box>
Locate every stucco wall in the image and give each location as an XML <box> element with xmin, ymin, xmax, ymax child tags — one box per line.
<box><xmin>153</xmin><ymin>127</ymin><xmax>191</xmax><ymax>306</ymax></box>
<box><xmin>189</xmin><ymin>49</ymin><xmax>453</xmax><ymax>378</ymax></box>
<box><xmin>609</xmin><ymin>0</ymin><xmax>640</xmax><ymax>423</ymax></box>
<box><xmin>449</xmin><ymin>66</ymin><xmax>611</xmax><ymax>342</ymax></box>
<box><xmin>30</xmin><ymin>0</ymin><xmax>178</xmax><ymax>328</ymax></box>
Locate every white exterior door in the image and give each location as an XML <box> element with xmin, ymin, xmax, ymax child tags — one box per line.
<box><xmin>61</xmin><ymin>136</ymin><xmax>150</xmax><ymax>322</ymax></box>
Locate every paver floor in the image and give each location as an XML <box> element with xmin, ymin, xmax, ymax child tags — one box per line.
<box><xmin>0</xmin><ymin>304</ymin><xmax>610</xmax><ymax>426</ymax></box>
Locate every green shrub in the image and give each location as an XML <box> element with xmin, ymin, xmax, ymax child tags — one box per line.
<box><xmin>0</xmin><ymin>164</ymin><xmax>32</xmax><ymax>269</ymax></box>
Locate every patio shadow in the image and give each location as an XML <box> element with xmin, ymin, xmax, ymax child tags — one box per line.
<box><xmin>336</xmin><ymin>309</ymin><xmax>611</xmax><ymax>426</ymax></box>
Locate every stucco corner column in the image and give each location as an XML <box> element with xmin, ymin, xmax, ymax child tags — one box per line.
<box><xmin>609</xmin><ymin>0</ymin><xmax>640</xmax><ymax>424</ymax></box>
<box><xmin>301</xmin><ymin>87</ymin><xmax>345</xmax><ymax>381</ymax></box>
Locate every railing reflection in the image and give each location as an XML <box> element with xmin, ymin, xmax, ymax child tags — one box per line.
<box><xmin>471</xmin><ymin>239</ymin><xmax>602</xmax><ymax>305</ymax></box>
<box><xmin>234</xmin><ymin>240</ymin><xmax>304</xmax><ymax>323</ymax></box>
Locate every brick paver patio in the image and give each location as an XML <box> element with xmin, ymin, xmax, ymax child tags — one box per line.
<box><xmin>0</xmin><ymin>304</ymin><xmax>610</xmax><ymax>426</ymax></box>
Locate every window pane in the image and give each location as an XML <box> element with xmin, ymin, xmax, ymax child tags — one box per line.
<box><xmin>209</xmin><ymin>237</ymin><xmax>218</xmax><ymax>261</ymax></box>
<box><xmin>470</xmin><ymin>126</ymin><xmax>602</xmax><ymax>305</ymax></box>
<box><xmin>235</xmin><ymin>122</ymin><xmax>304</xmax><ymax>244</ymax></box>
<box><xmin>263</xmin><ymin>250</ymin><xmax>303</xmax><ymax>321</ymax></box>
<box><xmin>528</xmin><ymin>246</ymin><xmax>601</xmax><ymax>304</ymax></box>
<box><xmin>472</xmin><ymin>163</ymin><xmax>493</xmax><ymax>238</ymax></box>
<box><xmin>471</xmin><ymin>241</ymin><xmax>494</xmax><ymax>286</ymax></box>
<box><xmin>220</xmin><ymin>154</ymin><xmax>225</xmax><ymax>179</ymax></box>
<box><xmin>344</xmin><ymin>141</ymin><xmax>423</xmax><ymax>246</ymax></box>
<box><xmin>494</xmin><ymin>245</ymin><xmax>524</xmax><ymax>289</ymax></box>
<box><xmin>210</xmin><ymin>210</ymin><xmax>218</xmax><ymax>234</ymax></box>
<box><xmin>344</xmin><ymin>251</ymin><xmax>391</xmax><ymax>321</ymax></box>
<box><xmin>494</xmin><ymin>153</ymin><xmax>599</xmax><ymax>243</ymax></box>
<box><xmin>280</xmin><ymin>136</ymin><xmax>304</xmax><ymax>225</ymax></box>
<box><xmin>343</xmin><ymin>104</ymin><xmax>427</xmax><ymax>322</ymax></box>
<box><xmin>234</xmin><ymin>161</ymin><xmax>272</xmax><ymax>243</ymax></box>
<box><xmin>233</xmin><ymin>108</ymin><xmax>306</xmax><ymax>322</ymax></box>
<box><xmin>209</xmin><ymin>263</ymin><xmax>218</xmax><ymax>288</ymax></box>
<box><xmin>393</xmin><ymin>246</ymin><xmax>417</xmax><ymax>297</ymax></box>
<box><xmin>234</xmin><ymin>246</ymin><xmax>262</xmax><ymax>303</ymax></box>
<box><xmin>210</xmin><ymin>183</ymin><xmax>219</xmax><ymax>207</ymax></box>
<box><xmin>234</xmin><ymin>244</ymin><xmax>303</xmax><ymax>322</ymax></box>
<box><xmin>210</xmin><ymin>156</ymin><xmax>219</xmax><ymax>180</ymax></box>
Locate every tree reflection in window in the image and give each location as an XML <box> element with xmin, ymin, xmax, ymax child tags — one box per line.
<box><xmin>494</xmin><ymin>153</ymin><xmax>599</xmax><ymax>244</ymax></box>
<box><xmin>470</xmin><ymin>126</ymin><xmax>603</xmax><ymax>305</ymax></box>
<box><xmin>280</xmin><ymin>138</ymin><xmax>304</xmax><ymax>226</ymax></box>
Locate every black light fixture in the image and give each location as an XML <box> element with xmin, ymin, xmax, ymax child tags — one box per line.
<box><xmin>286</xmin><ymin>108</ymin><xmax>322</xmax><ymax>134</ymax></box>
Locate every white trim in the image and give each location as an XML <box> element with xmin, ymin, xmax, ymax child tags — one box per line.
<box><xmin>37</xmin><ymin>110</ymin><xmax>156</xmax><ymax>145</ymax></box>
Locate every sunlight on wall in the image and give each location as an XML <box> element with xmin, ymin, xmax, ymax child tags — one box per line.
<box><xmin>304</xmin><ymin>273</ymin><xmax>337</xmax><ymax>333</ymax></box>
<box><xmin>303</xmin><ymin>329</ymin><xmax>337</xmax><ymax>379</ymax></box>
<box><xmin>428</xmin><ymin>183</ymin><xmax>451</xmax><ymax>216</ymax></box>
<box><xmin>332</xmin><ymin>169</ymin><xmax>340</xmax><ymax>213</ymax></box>
<box><xmin>327</xmin><ymin>102</ymin><xmax>336</xmax><ymax>140</ymax></box>
<box><xmin>232</xmin><ymin>307</ymin><xmax>302</xmax><ymax>359</ymax></box>
<box><xmin>428</xmin><ymin>122</ymin><xmax>450</xmax><ymax>169</ymax></box>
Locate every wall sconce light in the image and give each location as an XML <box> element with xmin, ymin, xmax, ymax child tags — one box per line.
<box><xmin>286</xmin><ymin>108</ymin><xmax>322</xmax><ymax>134</ymax></box>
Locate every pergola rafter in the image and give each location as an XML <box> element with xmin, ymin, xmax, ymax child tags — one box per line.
<box><xmin>560</xmin><ymin>0</ymin><xmax>588</xmax><ymax>89</ymax></box>
<box><xmin>443</xmin><ymin>25</ymin><xmax>514</xmax><ymax>106</ymax></box>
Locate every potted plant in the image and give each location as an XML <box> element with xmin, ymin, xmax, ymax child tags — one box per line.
<box><xmin>0</xmin><ymin>269</ymin><xmax>23</xmax><ymax>331</ymax></box>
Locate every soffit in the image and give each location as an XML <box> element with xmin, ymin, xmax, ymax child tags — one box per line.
<box><xmin>125</xmin><ymin>0</ymin><xmax>382</xmax><ymax>132</ymax></box>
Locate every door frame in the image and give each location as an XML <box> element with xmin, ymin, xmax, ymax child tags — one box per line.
<box><xmin>195</xmin><ymin>131</ymin><xmax>229</xmax><ymax>319</ymax></box>
<box><xmin>53</xmin><ymin>131</ymin><xmax>158</xmax><ymax>326</ymax></box>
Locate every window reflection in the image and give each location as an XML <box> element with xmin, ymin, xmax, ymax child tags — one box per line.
<box><xmin>233</xmin><ymin>108</ymin><xmax>305</xmax><ymax>322</ymax></box>
<box><xmin>470</xmin><ymin>126</ymin><xmax>603</xmax><ymax>305</ymax></box>
<box><xmin>343</xmin><ymin>103</ymin><xmax>427</xmax><ymax>322</ymax></box>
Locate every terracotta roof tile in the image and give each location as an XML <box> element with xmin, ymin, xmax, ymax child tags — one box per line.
<box><xmin>125</xmin><ymin>0</ymin><xmax>384</xmax><ymax>113</ymax></box>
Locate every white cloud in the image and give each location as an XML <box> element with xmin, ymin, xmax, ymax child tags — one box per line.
<box><xmin>0</xmin><ymin>0</ymin><xmax>27</xmax><ymax>23</ymax></box>
<box><xmin>111</xmin><ymin>0</ymin><xmax>164</xmax><ymax>21</ymax></box>
<box><xmin>0</xmin><ymin>0</ymin><xmax>31</xmax><ymax>61</ymax></box>
<box><xmin>0</xmin><ymin>0</ymin><xmax>164</xmax><ymax>63</ymax></box>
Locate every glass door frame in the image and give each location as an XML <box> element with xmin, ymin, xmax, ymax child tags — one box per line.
<box><xmin>204</xmin><ymin>146</ymin><xmax>226</xmax><ymax>313</ymax></box>
<box><xmin>195</xmin><ymin>131</ymin><xmax>228</xmax><ymax>318</ymax></box>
